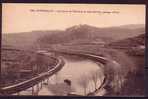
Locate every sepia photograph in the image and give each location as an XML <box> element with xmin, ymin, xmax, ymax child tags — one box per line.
<box><xmin>0</xmin><ymin>3</ymin><xmax>146</xmax><ymax>96</ymax></box>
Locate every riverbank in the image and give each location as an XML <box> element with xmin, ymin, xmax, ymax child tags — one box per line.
<box><xmin>45</xmin><ymin>44</ymin><xmax>144</xmax><ymax>96</ymax></box>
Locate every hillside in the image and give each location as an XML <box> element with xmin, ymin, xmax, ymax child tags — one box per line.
<box><xmin>106</xmin><ymin>34</ymin><xmax>145</xmax><ymax>56</ymax></box>
<box><xmin>2</xmin><ymin>30</ymin><xmax>62</xmax><ymax>50</ymax></box>
<box><xmin>38</xmin><ymin>24</ymin><xmax>145</xmax><ymax>46</ymax></box>
<box><xmin>2</xmin><ymin>24</ymin><xmax>145</xmax><ymax>50</ymax></box>
<box><xmin>107</xmin><ymin>33</ymin><xmax>145</xmax><ymax>47</ymax></box>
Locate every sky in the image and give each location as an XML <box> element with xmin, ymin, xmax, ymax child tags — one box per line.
<box><xmin>2</xmin><ymin>3</ymin><xmax>146</xmax><ymax>33</ymax></box>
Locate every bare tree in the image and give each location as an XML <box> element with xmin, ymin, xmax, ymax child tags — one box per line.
<box><xmin>78</xmin><ymin>74</ymin><xmax>89</xmax><ymax>95</ymax></box>
<box><xmin>90</xmin><ymin>69</ymin><xmax>102</xmax><ymax>91</ymax></box>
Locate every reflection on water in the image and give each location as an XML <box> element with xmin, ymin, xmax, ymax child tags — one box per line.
<box><xmin>18</xmin><ymin>55</ymin><xmax>105</xmax><ymax>96</ymax></box>
<box><xmin>54</xmin><ymin>56</ymin><xmax>105</xmax><ymax>95</ymax></box>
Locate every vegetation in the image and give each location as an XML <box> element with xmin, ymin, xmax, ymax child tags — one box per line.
<box><xmin>2</xmin><ymin>24</ymin><xmax>144</xmax><ymax>50</ymax></box>
<box><xmin>37</xmin><ymin>33</ymin><xmax>145</xmax><ymax>96</ymax></box>
<box><xmin>1</xmin><ymin>45</ymin><xmax>57</xmax><ymax>87</ymax></box>
<box><xmin>78</xmin><ymin>74</ymin><xmax>89</xmax><ymax>95</ymax></box>
<box><xmin>2</xmin><ymin>24</ymin><xmax>145</xmax><ymax>96</ymax></box>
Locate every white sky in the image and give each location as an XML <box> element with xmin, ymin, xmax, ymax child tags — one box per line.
<box><xmin>2</xmin><ymin>3</ymin><xmax>146</xmax><ymax>33</ymax></box>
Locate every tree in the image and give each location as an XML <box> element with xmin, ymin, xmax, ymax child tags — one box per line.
<box><xmin>90</xmin><ymin>69</ymin><xmax>102</xmax><ymax>91</ymax></box>
<box><xmin>78</xmin><ymin>74</ymin><xmax>89</xmax><ymax>95</ymax></box>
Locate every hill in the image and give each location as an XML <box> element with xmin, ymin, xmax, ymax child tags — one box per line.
<box><xmin>106</xmin><ymin>34</ymin><xmax>145</xmax><ymax>56</ymax></box>
<box><xmin>2</xmin><ymin>24</ymin><xmax>145</xmax><ymax>50</ymax></box>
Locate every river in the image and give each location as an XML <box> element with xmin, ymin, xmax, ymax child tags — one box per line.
<box><xmin>17</xmin><ymin>54</ymin><xmax>106</xmax><ymax>96</ymax></box>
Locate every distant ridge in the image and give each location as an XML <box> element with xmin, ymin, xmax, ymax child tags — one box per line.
<box><xmin>2</xmin><ymin>24</ymin><xmax>145</xmax><ymax>49</ymax></box>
